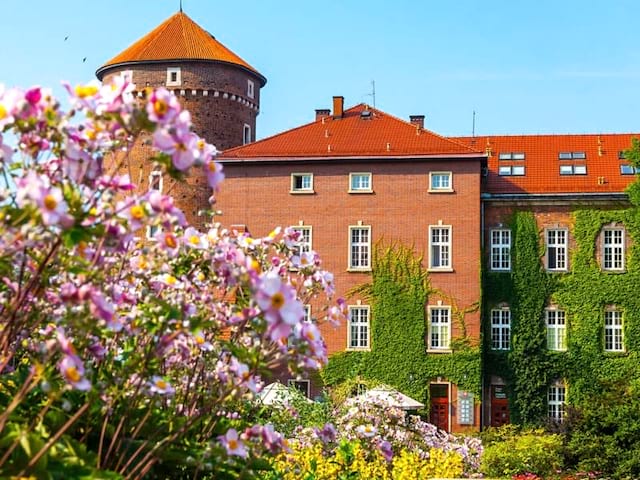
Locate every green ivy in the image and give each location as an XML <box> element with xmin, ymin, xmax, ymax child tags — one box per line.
<box><xmin>484</xmin><ymin>207</ymin><xmax>640</xmax><ymax>425</ymax></box>
<box><xmin>321</xmin><ymin>244</ymin><xmax>481</xmax><ymax>406</ymax></box>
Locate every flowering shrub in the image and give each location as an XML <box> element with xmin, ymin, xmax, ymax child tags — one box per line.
<box><xmin>269</xmin><ymin>396</ymin><xmax>482</xmax><ymax>478</ymax></box>
<box><xmin>481</xmin><ymin>428</ymin><xmax>563</xmax><ymax>478</ymax></box>
<box><xmin>0</xmin><ymin>79</ymin><xmax>344</xmax><ymax>478</ymax></box>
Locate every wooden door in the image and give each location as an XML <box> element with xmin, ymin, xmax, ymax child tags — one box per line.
<box><xmin>429</xmin><ymin>384</ymin><xmax>449</xmax><ymax>431</ymax></box>
<box><xmin>490</xmin><ymin>384</ymin><xmax>510</xmax><ymax>427</ymax></box>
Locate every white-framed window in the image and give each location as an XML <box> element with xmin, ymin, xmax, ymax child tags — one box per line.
<box><xmin>490</xmin><ymin>229</ymin><xmax>511</xmax><ymax>271</ymax></box>
<box><xmin>428</xmin><ymin>306</ymin><xmax>451</xmax><ymax>350</ymax></box>
<box><xmin>602</xmin><ymin>228</ymin><xmax>625</xmax><ymax>271</ymax></box>
<box><xmin>290</xmin><ymin>173</ymin><xmax>314</xmax><ymax>193</ymax></box>
<box><xmin>429</xmin><ymin>225</ymin><xmax>452</xmax><ymax>270</ymax></box>
<box><xmin>546</xmin><ymin>229</ymin><xmax>568</xmax><ymax>271</ymax></box>
<box><xmin>166</xmin><ymin>67</ymin><xmax>182</xmax><ymax>87</ymax></box>
<box><xmin>243</xmin><ymin>124</ymin><xmax>251</xmax><ymax>145</ymax></box>
<box><xmin>546</xmin><ymin>309</ymin><xmax>567</xmax><ymax>351</ymax></box>
<box><xmin>349</xmin><ymin>172</ymin><xmax>372</xmax><ymax>193</ymax></box>
<box><xmin>349</xmin><ymin>225</ymin><xmax>371</xmax><ymax>270</ymax></box>
<box><xmin>348</xmin><ymin>305</ymin><xmax>370</xmax><ymax>350</ymax></box>
<box><xmin>548</xmin><ymin>381</ymin><xmax>566</xmax><ymax>423</ymax></box>
<box><xmin>498</xmin><ymin>152</ymin><xmax>526</xmax><ymax>160</ymax></box>
<box><xmin>559</xmin><ymin>164</ymin><xmax>587</xmax><ymax>175</ymax></box>
<box><xmin>429</xmin><ymin>172</ymin><xmax>453</xmax><ymax>192</ymax></box>
<box><xmin>291</xmin><ymin>225</ymin><xmax>312</xmax><ymax>255</ymax></box>
<box><xmin>604</xmin><ymin>309</ymin><xmax>624</xmax><ymax>352</ymax></box>
<box><xmin>498</xmin><ymin>165</ymin><xmax>525</xmax><ymax>176</ymax></box>
<box><xmin>247</xmin><ymin>79</ymin><xmax>255</xmax><ymax>99</ymax></box>
<box><xmin>146</xmin><ymin>170</ymin><xmax>163</xmax><ymax>239</ymax></box>
<box><xmin>303</xmin><ymin>305</ymin><xmax>312</xmax><ymax>323</ymax></box>
<box><xmin>288</xmin><ymin>379</ymin><xmax>310</xmax><ymax>398</ymax></box>
<box><xmin>491</xmin><ymin>308</ymin><xmax>511</xmax><ymax>350</ymax></box>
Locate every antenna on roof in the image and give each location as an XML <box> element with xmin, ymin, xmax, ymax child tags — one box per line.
<box><xmin>180</xmin><ymin>0</ymin><xmax>183</xmax><ymax>12</ymax></box>
<box><xmin>472</xmin><ymin>110</ymin><xmax>476</xmax><ymax>138</ymax></box>
<box><xmin>366</xmin><ymin>80</ymin><xmax>376</xmax><ymax>109</ymax></box>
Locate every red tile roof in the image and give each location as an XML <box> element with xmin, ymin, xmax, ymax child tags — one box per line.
<box><xmin>97</xmin><ymin>12</ymin><xmax>264</xmax><ymax>84</ymax></box>
<box><xmin>452</xmin><ymin>134</ymin><xmax>640</xmax><ymax>195</ymax></box>
<box><xmin>221</xmin><ymin>104</ymin><xmax>479</xmax><ymax>160</ymax></box>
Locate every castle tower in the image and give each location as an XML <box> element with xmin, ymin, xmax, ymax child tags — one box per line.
<box><xmin>96</xmin><ymin>11</ymin><xmax>266</xmax><ymax>227</ymax></box>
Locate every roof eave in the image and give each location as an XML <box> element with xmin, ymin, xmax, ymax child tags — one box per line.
<box><xmin>218</xmin><ymin>152</ymin><xmax>485</xmax><ymax>164</ymax></box>
<box><xmin>482</xmin><ymin>192</ymin><xmax>629</xmax><ymax>204</ymax></box>
<box><xmin>96</xmin><ymin>58</ymin><xmax>267</xmax><ymax>86</ymax></box>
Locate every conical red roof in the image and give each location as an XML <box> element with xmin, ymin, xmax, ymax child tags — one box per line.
<box><xmin>96</xmin><ymin>12</ymin><xmax>265</xmax><ymax>84</ymax></box>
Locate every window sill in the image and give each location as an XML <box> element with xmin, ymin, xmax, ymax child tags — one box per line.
<box><xmin>348</xmin><ymin>189</ymin><xmax>374</xmax><ymax>194</ymax></box>
<box><xmin>601</xmin><ymin>269</ymin><xmax>626</xmax><ymax>274</ymax></box>
<box><xmin>289</xmin><ymin>190</ymin><xmax>315</xmax><ymax>195</ymax></box>
<box><xmin>546</xmin><ymin>269</ymin><xmax>569</xmax><ymax>273</ymax></box>
<box><xmin>489</xmin><ymin>268</ymin><xmax>511</xmax><ymax>273</ymax></box>
<box><xmin>428</xmin><ymin>188</ymin><xmax>455</xmax><ymax>193</ymax></box>
<box><xmin>346</xmin><ymin>347</ymin><xmax>371</xmax><ymax>352</ymax></box>
<box><xmin>427</xmin><ymin>348</ymin><xmax>452</xmax><ymax>354</ymax></box>
<box><xmin>347</xmin><ymin>268</ymin><xmax>372</xmax><ymax>273</ymax></box>
<box><xmin>427</xmin><ymin>267</ymin><xmax>453</xmax><ymax>273</ymax></box>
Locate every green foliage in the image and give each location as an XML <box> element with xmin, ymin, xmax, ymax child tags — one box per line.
<box><xmin>255</xmin><ymin>389</ymin><xmax>333</xmax><ymax>437</ymax></box>
<box><xmin>484</xmin><ymin>206</ymin><xmax>640</xmax><ymax>426</ymax></box>
<box><xmin>563</xmin><ymin>380</ymin><xmax>640</xmax><ymax>478</ymax></box>
<box><xmin>480</xmin><ymin>429</ymin><xmax>563</xmax><ymax>477</ymax></box>
<box><xmin>322</xmin><ymin>243</ymin><xmax>481</xmax><ymax>407</ymax></box>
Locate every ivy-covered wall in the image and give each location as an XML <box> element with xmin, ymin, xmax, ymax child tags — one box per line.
<box><xmin>321</xmin><ymin>244</ymin><xmax>481</xmax><ymax>406</ymax></box>
<box><xmin>484</xmin><ymin>207</ymin><xmax>640</xmax><ymax>425</ymax></box>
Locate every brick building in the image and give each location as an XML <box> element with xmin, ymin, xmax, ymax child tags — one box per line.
<box><xmin>100</xmin><ymin>12</ymin><xmax>640</xmax><ymax>431</ymax></box>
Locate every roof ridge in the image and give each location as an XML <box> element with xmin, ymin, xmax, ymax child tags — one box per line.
<box><xmin>360</xmin><ymin>104</ymin><xmax>478</xmax><ymax>153</ymax></box>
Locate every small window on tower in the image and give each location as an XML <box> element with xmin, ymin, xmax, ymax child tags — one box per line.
<box><xmin>243</xmin><ymin>124</ymin><xmax>251</xmax><ymax>145</ymax></box>
<box><xmin>247</xmin><ymin>79</ymin><xmax>255</xmax><ymax>99</ymax></box>
<box><xmin>166</xmin><ymin>67</ymin><xmax>181</xmax><ymax>87</ymax></box>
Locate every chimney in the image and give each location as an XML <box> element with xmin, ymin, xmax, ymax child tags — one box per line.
<box><xmin>315</xmin><ymin>108</ymin><xmax>330</xmax><ymax>121</ymax></box>
<box><xmin>409</xmin><ymin>115</ymin><xmax>425</xmax><ymax>129</ymax></box>
<box><xmin>333</xmin><ymin>96</ymin><xmax>344</xmax><ymax>119</ymax></box>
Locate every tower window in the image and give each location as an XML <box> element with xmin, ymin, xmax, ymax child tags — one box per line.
<box><xmin>243</xmin><ymin>124</ymin><xmax>251</xmax><ymax>145</ymax></box>
<box><xmin>166</xmin><ymin>67</ymin><xmax>181</xmax><ymax>87</ymax></box>
<box><xmin>247</xmin><ymin>79</ymin><xmax>255</xmax><ymax>99</ymax></box>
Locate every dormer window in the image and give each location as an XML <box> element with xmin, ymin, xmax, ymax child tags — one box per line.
<box><xmin>166</xmin><ymin>67</ymin><xmax>181</xmax><ymax>87</ymax></box>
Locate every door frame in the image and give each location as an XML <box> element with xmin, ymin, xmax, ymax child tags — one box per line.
<box><xmin>429</xmin><ymin>381</ymin><xmax>451</xmax><ymax>432</ymax></box>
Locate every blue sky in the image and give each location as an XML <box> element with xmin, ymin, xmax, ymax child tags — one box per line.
<box><xmin>2</xmin><ymin>0</ymin><xmax>640</xmax><ymax>140</ymax></box>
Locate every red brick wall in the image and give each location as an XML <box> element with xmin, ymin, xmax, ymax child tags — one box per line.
<box><xmin>216</xmin><ymin>159</ymin><xmax>483</xmax><ymax>355</ymax></box>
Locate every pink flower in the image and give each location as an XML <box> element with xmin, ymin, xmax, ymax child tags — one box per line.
<box><xmin>356</xmin><ymin>424</ymin><xmax>377</xmax><ymax>437</ymax></box>
<box><xmin>220</xmin><ymin>428</ymin><xmax>247</xmax><ymax>458</ymax></box>
<box><xmin>0</xmin><ymin>85</ymin><xmax>20</xmax><ymax>128</ymax></box>
<box><xmin>256</xmin><ymin>270</ymin><xmax>305</xmax><ymax>340</ymax></box>
<box><xmin>154</xmin><ymin>230</ymin><xmax>180</xmax><ymax>257</ymax></box>
<box><xmin>229</xmin><ymin>358</ymin><xmax>258</xmax><ymax>392</ymax></box>
<box><xmin>149</xmin><ymin>375</ymin><xmax>175</xmax><ymax>396</ymax></box>
<box><xmin>183</xmin><ymin>227</ymin><xmax>209</xmax><ymax>250</ymax></box>
<box><xmin>205</xmin><ymin>159</ymin><xmax>224</xmax><ymax>190</ymax></box>
<box><xmin>37</xmin><ymin>186</ymin><xmax>72</xmax><ymax>227</ymax></box>
<box><xmin>193</xmin><ymin>330</ymin><xmax>213</xmax><ymax>351</ymax></box>
<box><xmin>58</xmin><ymin>354</ymin><xmax>90</xmax><ymax>391</ymax></box>
<box><xmin>146</xmin><ymin>88</ymin><xmax>180</xmax><ymax>124</ymax></box>
<box><xmin>153</xmin><ymin>127</ymin><xmax>199</xmax><ymax>171</ymax></box>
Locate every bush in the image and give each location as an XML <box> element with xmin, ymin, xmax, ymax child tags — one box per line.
<box><xmin>481</xmin><ymin>429</ymin><xmax>563</xmax><ymax>478</ymax></box>
<box><xmin>563</xmin><ymin>380</ymin><xmax>640</xmax><ymax>478</ymax></box>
